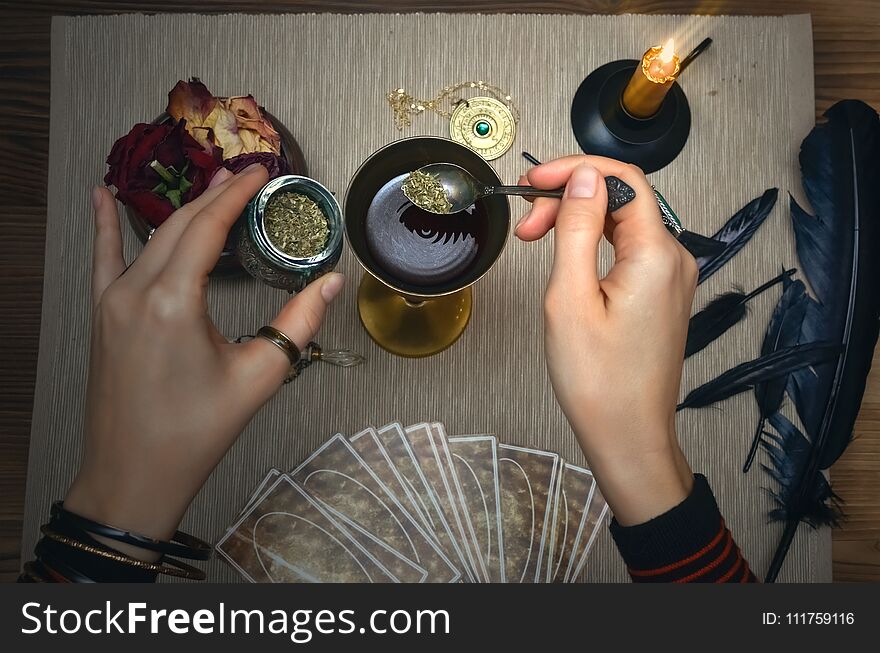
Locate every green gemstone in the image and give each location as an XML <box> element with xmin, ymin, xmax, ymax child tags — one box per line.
<box><xmin>474</xmin><ymin>120</ymin><xmax>491</xmax><ymax>137</ymax></box>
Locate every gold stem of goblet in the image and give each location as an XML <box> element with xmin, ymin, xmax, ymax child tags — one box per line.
<box><xmin>357</xmin><ymin>274</ymin><xmax>472</xmax><ymax>358</ymax></box>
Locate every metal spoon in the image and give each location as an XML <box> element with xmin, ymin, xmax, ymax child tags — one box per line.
<box><xmin>409</xmin><ymin>162</ymin><xmax>642</xmax><ymax>216</ymax></box>
<box><xmin>411</xmin><ymin>163</ymin><xmax>563</xmax><ymax>214</ymax></box>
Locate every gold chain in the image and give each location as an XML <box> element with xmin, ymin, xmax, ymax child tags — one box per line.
<box><xmin>387</xmin><ymin>81</ymin><xmax>520</xmax><ymax>130</ymax></box>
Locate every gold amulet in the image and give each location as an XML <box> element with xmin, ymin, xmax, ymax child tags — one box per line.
<box><xmin>449</xmin><ymin>96</ymin><xmax>516</xmax><ymax>161</ymax></box>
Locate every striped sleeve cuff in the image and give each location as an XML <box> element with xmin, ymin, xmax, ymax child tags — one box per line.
<box><xmin>609</xmin><ymin>474</ymin><xmax>756</xmax><ymax>583</ymax></box>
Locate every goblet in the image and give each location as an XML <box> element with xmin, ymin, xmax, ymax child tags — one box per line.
<box><xmin>345</xmin><ymin>137</ymin><xmax>510</xmax><ymax>358</ymax></box>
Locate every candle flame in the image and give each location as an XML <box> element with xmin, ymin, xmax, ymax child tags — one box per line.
<box><xmin>659</xmin><ymin>38</ymin><xmax>676</xmax><ymax>64</ymax></box>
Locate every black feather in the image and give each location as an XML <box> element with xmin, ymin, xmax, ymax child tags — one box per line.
<box><xmin>760</xmin><ymin>412</ymin><xmax>841</xmax><ymax>528</ymax></box>
<box><xmin>686</xmin><ymin>268</ymin><xmax>795</xmax><ymax>358</ymax></box>
<box><xmin>765</xmin><ymin>100</ymin><xmax>880</xmax><ymax>582</ymax></box>
<box><xmin>676</xmin><ymin>342</ymin><xmax>840</xmax><ymax>411</ymax></box>
<box><xmin>677</xmin><ymin>230</ymin><xmax>726</xmax><ymax>258</ymax></box>
<box><xmin>743</xmin><ymin>276</ymin><xmax>810</xmax><ymax>472</ymax></box>
<box><xmin>696</xmin><ymin>188</ymin><xmax>779</xmax><ymax>284</ymax></box>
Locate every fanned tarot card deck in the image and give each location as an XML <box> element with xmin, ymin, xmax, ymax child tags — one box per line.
<box><xmin>217</xmin><ymin>422</ymin><xmax>608</xmax><ymax>583</ymax></box>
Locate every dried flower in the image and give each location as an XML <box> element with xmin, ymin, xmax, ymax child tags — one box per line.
<box><xmin>264</xmin><ymin>192</ymin><xmax>329</xmax><ymax>258</ymax></box>
<box><xmin>104</xmin><ymin>121</ymin><xmax>222</xmax><ymax>226</ymax></box>
<box><xmin>224</xmin><ymin>152</ymin><xmax>290</xmax><ymax>178</ymax></box>
<box><xmin>402</xmin><ymin>170</ymin><xmax>453</xmax><ymax>213</ymax></box>
<box><xmin>166</xmin><ymin>78</ymin><xmax>281</xmax><ymax>160</ymax></box>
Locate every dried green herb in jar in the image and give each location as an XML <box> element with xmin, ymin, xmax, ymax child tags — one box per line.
<box><xmin>263</xmin><ymin>192</ymin><xmax>329</xmax><ymax>258</ymax></box>
<box><xmin>402</xmin><ymin>170</ymin><xmax>453</xmax><ymax>214</ymax></box>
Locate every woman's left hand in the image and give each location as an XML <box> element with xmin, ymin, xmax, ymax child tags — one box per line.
<box><xmin>64</xmin><ymin>164</ymin><xmax>345</xmax><ymax>549</ymax></box>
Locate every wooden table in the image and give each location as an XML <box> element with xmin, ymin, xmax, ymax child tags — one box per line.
<box><xmin>2</xmin><ymin>0</ymin><xmax>878</xmax><ymax>583</ymax></box>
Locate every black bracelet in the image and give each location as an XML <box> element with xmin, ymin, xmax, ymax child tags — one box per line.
<box><xmin>40</xmin><ymin>526</ymin><xmax>204</xmax><ymax>580</ymax></box>
<box><xmin>19</xmin><ymin>562</ymin><xmax>47</xmax><ymax>583</ymax></box>
<box><xmin>35</xmin><ymin>527</ymin><xmax>157</xmax><ymax>582</ymax></box>
<box><xmin>51</xmin><ymin>502</ymin><xmax>212</xmax><ymax>561</ymax></box>
<box><xmin>31</xmin><ymin>546</ymin><xmax>97</xmax><ymax>583</ymax></box>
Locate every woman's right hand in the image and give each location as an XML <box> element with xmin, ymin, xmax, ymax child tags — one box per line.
<box><xmin>516</xmin><ymin>156</ymin><xmax>697</xmax><ymax>526</ymax></box>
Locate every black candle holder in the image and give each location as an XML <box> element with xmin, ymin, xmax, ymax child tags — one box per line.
<box><xmin>570</xmin><ymin>59</ymin><xmax>691</xmax><ymax>174</ymax></box>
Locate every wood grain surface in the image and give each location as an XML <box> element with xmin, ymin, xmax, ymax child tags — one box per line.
<box><xmin>1</xmin><ymin>0</ymin><xmax>878</xmax><ymax>583</ymax></box>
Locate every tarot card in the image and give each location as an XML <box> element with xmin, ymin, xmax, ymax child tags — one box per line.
<box><xmin>497</xmin><ymin>444</ymin><xmax>559</xmax><ymax>583</ymax></box>
<box><xmin>448</xmin><ymin>435</ymin><xmax>504</xmax><ymax>582</ymax></box>
<box><xmin>545</xmin><ymin>463</ymin><xmax>595</xmax><ymax>583</ymax></box>
<box><xmin>349</xmin><ymin>427</ymin><xmax>429</xmax><ymax>530</ymax></box>
<box><xmin>405</xmin><ymin>423</ymin><xmax>483</xmax><ymax>581</ymax></box>
<box><xmin>568</xmin><ymin>485</ymin><xmax>609</xmax><ymax>582</ymax></box>
<box><xmin>238</xmin><ymin>468</ymin><xmax>281</xmax><ymax>518</ymax></box>
<box><xmin>217</xmin><ymin>475</ymin><xmax>399</xmax><ymax>583</ymax></box>
<box><xmin>290</xmin><ymin>434</ymin><xmax>459</xmax><ymax>583</ymax></box>
<box><xmin>427</xmin><ymin>423</ymin><xmax>486</xmax><ymax>582</ymax></box>
<box><xmin>375</xmin><ymin>422</ymin><xmax>475</xmax><ymax>582</ymax></box>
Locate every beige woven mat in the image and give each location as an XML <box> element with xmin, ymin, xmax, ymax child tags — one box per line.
<box><xmin>26</xmin><ymin>12</ymin><xmax>823</xmax><ymax>582</ymax></box>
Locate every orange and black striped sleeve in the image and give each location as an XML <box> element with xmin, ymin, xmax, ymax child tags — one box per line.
<box><xmin>609</xmin><ymin>474</ymin><xmax>757</xmax><ymax>583</ymax></box>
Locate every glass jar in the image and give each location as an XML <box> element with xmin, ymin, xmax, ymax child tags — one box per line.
<box><xmin>235</xmin><ymin>175</ymin><xmax>343</xmax><ymax>292</ymax></box>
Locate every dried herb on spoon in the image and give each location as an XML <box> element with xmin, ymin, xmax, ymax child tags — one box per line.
<box><xmin>402</xmin><ymin>170</ymin><xmax>453</xmax><ymax>214</ymax></box>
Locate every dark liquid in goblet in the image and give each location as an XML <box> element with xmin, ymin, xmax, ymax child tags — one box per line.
<box><xmin>365</xmin><ymin>173</ymin><xmax>488</xmax><ymax>288</ymax></box>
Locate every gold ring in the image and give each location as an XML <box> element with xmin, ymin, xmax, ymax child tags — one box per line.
<box><xmin>256</xmin><ymin>325</ymin><xmax>301</xmax><ymax>366</ymax></box>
